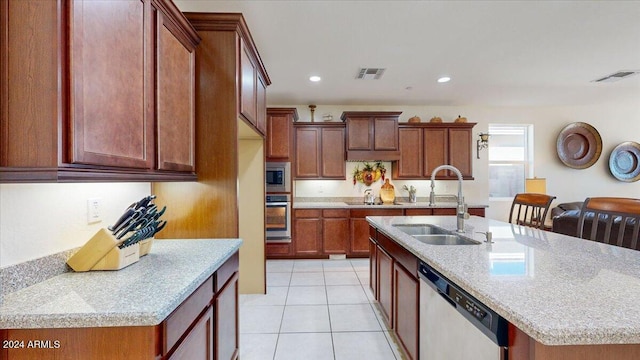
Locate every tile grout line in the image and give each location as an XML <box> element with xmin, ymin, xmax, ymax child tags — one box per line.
<box><xmin>322</xmin><ymin>261</ymin><xmax>338</xmax><ymax>360</ymax></box>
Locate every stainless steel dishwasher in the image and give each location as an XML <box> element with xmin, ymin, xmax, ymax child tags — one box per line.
<box><xmin>419</xmin><ymin>261</ymin><xmax>508</xmax><ymax>359</ymax></box>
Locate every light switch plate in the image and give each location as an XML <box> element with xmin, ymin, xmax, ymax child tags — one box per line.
<box><xmin>87</xmin><ymin>198</ymin><xmax>102</xmax><ymax>224</ymax></box>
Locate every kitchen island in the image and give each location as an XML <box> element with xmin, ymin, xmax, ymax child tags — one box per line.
<box><xmin>367</xmin><ymin>215</ymin><xmax>640</xmax><ymax>359</ymax></box>
<box><xmin>0</xmin><ymin>239</ymin><xmax>242</xmax><ymax>360</ymax></box>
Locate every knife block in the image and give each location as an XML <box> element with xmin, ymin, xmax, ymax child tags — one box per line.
<box><xmin>67</xmin><ymin>228</ymin><xmax>141</xmax><ymax>272</ymax></box>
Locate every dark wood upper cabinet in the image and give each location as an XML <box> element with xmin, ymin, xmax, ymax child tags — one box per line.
<box><xmin>293</xmin><ymin>122</ymin><xmax>345</xmax><ymax>179</ymax></box>
<box><xmin>156</xmin><ymin>3</ymin><xmax>198</xmax><ymax>173</ymax></box>
<box><xmin>394</xmin><ymin>123</ymin><xmax>475</xmax><ymax>180</ymax></box>
<box><xmin>266</xmin><ymin>108</ymin><xmax>299</xmax><ymax>161</ymax></box>
<box><xmin>240</xmin><ymin>39</ymin><xmax>258</xmax><ymax>127</ymax></box>
<box><xmin>341</xmin><ymin>111</ymin><xmax>402</xmax><ymax>161</ymax></box>
<box><xmin>0</xmin><ymin>0</ymin><xmax>200</xmax><ymax>182</ymax></box>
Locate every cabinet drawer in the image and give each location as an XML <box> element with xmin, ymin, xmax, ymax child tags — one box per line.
<box><xmin>369</xmin><ymin>225</ymin><xmax>377</xmax><ymax>239</ymax></box>
<box><xmin>215</xmin><ymin>252</ymin><xmax>239</xmax><ymax>292</ymax></box>
<box><xmin>323</xmin><ymin>209</ymin><xmax>349</xmax><ymax>218</ymax></box>
<box><xmin>404</xmin><ymin>208</ymin><xmax>433</xmax><ymax>216</ymax></box>
<box><xmin>295</xmin><ymin>209</ymin><xmax>322</xmax><ymax>218</ymax></box>
<box><xmin>350</xmin><ymin>208</ymin><xmax>404</xmax><ymax>218</ymax></box>
<box><xmin>377</xmin><ymin>232</ymin><xmax>418</xmax><ymax>279</ymax></box>
<box><xmin>163</xmin><ymin>275</ymin><xmax>214</xmax><ymax>354</ymax></box>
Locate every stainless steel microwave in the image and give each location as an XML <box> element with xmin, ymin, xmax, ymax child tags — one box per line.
<box><xmin>266</xmin><ymin>162</ymin><xmax>291</xmax><ymax>193</ymax></box>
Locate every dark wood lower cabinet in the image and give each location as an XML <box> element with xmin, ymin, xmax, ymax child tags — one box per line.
<box><xmin>0</xmin><ymin>252</ymin><xmax>239</xmax><ymax>360</ymax></box>
<box><xmin>394</xmin><ymin>262</ymin><xmax>419</xmax><ymax>360</ymax></box>
<box><xmin>215</xmin><ymin>273</ymin><xmax>239</xmax><ymax>360</ymax></box>
<box><xmin>370</xmin><ymin>225</ymin><xmax>419</xmax><ymax>360</ymax></box>
<box><xmin>377</xmin><ymin>246</ymin><xmax>394</xmax><ymax>326</ymax></box>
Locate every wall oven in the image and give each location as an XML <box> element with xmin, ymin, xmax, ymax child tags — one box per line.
<box><xmin>266</xmin><ymin>162</ymin><xmax>291</xmax><ymax>193</ymax></box>
<box><xmin>265</xmin><ymin>194</ymin><xmax>291</xmax><ymax>243</ymax></box>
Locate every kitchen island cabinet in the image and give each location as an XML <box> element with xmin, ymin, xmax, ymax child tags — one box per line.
<box><xmin>0</xmin><ymin>239</ymin><xmax>241</xmax><ymax>360</ymax></box>
<box><xmin>0</xmin><ymin>0</ymin><xmax>200</xmax><ymax>182</ymax></box>
<box><xmin>367</xmin><ymin>215</ymin><xmax>640</xmax><ymax>359</ymax></box>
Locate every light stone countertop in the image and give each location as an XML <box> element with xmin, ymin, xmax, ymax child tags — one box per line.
<box><xmin>293</xmin><ymin>201</ymin><xmax>488</xmax><ymax>209</ymax></box>
<box><xmin>367</xmin><ymin>215</ymin><xmax>640</xmax><ymax>346</ymax></box>
<box><xmin>0</xmin><ymin>239</ymin><xmax>242</xmax><ymax>329</ymax></box>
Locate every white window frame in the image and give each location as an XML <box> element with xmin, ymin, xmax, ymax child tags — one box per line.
<box><xmin>488</xmin><ymin>124</ymin><xmax>534</xmax><ymax>200</ymax></box>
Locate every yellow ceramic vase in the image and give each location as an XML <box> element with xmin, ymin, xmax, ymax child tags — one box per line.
<box><xmin>380</xmin><ymin>179</ymin><xmax>395</xmax><ymax>204</ymax></box>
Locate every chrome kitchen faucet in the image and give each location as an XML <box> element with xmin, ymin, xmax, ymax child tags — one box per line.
<box><xmin>429</xmin><ymin>165</ymin><xmax>469</xmax><ymax>233</ymax></box>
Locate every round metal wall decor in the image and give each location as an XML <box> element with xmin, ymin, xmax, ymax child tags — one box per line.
<box><xmin>609</xmin><ymin>141</ymin><xmax>640</xmax><ymax>182</ymax></box>
<box><xmin>556</xmin><ymin>122</ymin><xmax>602</xmax><ymax>169</ymax></box>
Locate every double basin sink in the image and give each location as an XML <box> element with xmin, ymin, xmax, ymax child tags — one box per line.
<box><xmin>392</xmin><ymin>224</ymin><xmax>480</xmax><ymax>245</ymax></box>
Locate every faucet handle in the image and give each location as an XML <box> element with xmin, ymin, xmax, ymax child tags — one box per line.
<box><xmin>476</xmin><ymin>231</ymin><xmax>493</xmax><ymax>243</ymax></box>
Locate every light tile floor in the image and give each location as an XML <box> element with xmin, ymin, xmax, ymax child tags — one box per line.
<box><xmin>239</xmin><ymin>259</ymin><xmax>404</xmax><ymax>360</ymax></box>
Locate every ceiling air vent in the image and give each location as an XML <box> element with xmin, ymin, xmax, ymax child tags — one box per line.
<box><xmin>592</xmin><ymin>70</ymin><xmax>640</xmax><ymax>83</ymax></box>
<box><xmin>356</xmin><ymin>68</ymin><xmax>386</xmax><ymax>80</ymax></box>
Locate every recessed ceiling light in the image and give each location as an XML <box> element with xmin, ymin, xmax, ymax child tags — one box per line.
<box><xmin>437</xmin><ymin>76</ymin><xmax>451</xmax><ymax>83</ymax></box>
<box><xmin>309</xmin><ymin>76</ymin><xmax>321</xmax><ymax>82</ymax></box>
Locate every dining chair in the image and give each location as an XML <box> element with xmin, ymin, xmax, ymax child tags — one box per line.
<box><xmin>509</xmin><ymin>193</ymin><xmax>556</xmax><ymax>229</ymax></box>
<box><xmin>577</xmin><ymin>197</ymin><xmax>640</xmax><ymax>250</ymax></box>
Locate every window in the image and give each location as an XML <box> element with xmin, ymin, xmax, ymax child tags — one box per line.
<box><xmin>488</xmin><ymin>124</ymin><xmax>534</xmax><ymax>198</ymax></box>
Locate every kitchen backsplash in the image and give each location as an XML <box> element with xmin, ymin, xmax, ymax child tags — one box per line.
<box><xmin>294</xmin><ymin>162</ymin><xmax>463</xmax><ymax>199</ymax></box>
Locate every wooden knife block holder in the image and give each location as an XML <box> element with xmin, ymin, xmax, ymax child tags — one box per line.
<box><xmin>67</xmin><ymin>228</ymin><xmax>148</xmax><ymax>272</ymax></box>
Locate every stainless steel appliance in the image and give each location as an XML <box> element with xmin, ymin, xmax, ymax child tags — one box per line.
<box><xmin>419</xmin><ymin>261</ymin><xmax>508</xmax><ymax>359</ymax></box>
<box><xmin>266</xmin><ymin>162</ymin><xmax>291</xmax><ymax>193</ymax></box>
<box><xmin>265</xmin><ymin>194</ymin><xmax>291</xmax><ymax>242</ymax></box>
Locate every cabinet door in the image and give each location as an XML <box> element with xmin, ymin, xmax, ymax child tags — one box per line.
<box><xmin>156</xmin><ymin>11</ymin><xmax>196</xmax><ymax>172</ymax></box>
<box><xmin>369</xmin><ymin>236</ymin><xmax>378</xmax><ymax>299</ymax></box>
<box><xmin>395</xmin><ymin>127</ymin><xmax>423</xmax><ymax>178</ymax></box>
<box><xmin>239</xmin><ymin>39</ymin><xmax>257</xmax><ymax>126</ymax></box>
<box><xmin>215</xmin><ymin>274</ymin><xmax>239</xmax><ymax>360</ymax></box>
<box><xmin>256</xmin><ymin>76</ymin><xmax>267</xmax><ymax>136</ymax></box>
<box><xmin>321</xmin><ymin>127</ymin><xmax>346</xmax><ymax>178</ymax></box>
<box><xmin>70</xmin><ymin>0</ymin><xmax>153</xmax><ymax>169</ymax></box>
<box><xmin>294</xmin><ymin>218</ymin><xmax>322</xmax><ymax>255</ymax></box>
<box><xmin>394</xmin><ymin>263</ymin><xmax>419</xmax><ymax>360</ymax></box>
<box><xmin>350</xmin><ymin>218</ymin><xmax>372</xmax><ymax>256</ymax></box>
<box><xmin>322</xmin><ymin>211</ymin><xmax>349</xmax><ymax>254</ymax></box>
<box><xmin>294</xmin><ymin>127</ymin><xmax>320</xmax><ymax>178</ymax></box>
<box><xmin>346</xmin><ymin>118</ymin><xmax>372</xmax><ymax>150</ymax></box>
<box><xmin>266</xmin><ymin>112</ymin><xmax>292</xmax><ymax>160</ymax></box>
<box><xmin>423</xmin><ymin>128</ymin><xmax>447</xmax><ymax>177</ymax></box>
<box><xmin>377</xmin><ymin>246</ymin><xmax>393</xmax><ymax>327</ymax></box>
<box><xmin>373</xmin><ymin>117</ymin><xmax>398</xmax><ymax>151</ymax></box>
<box><xmin>169</xmin><ymin>306</ymin><xmax>213</xmax><ymax>360</ymax></box>
<box><xmin>448</xmin><ymin>127</ymin><xmax>473</xmax><ymax>177</ymax></box>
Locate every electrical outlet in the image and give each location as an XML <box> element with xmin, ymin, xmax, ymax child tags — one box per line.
<box><xmin>87</xmin><ymin>198</ymin><xmax>102</xmax><ymax>224</ymax></box>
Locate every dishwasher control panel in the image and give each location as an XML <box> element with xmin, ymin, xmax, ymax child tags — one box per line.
<box><xmin>449</xmin><ymin>287</ymin><xmax>489</xmax><ymax>323</ymax></box>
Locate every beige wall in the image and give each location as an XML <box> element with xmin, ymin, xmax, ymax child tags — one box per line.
<box><xmin>287</xmin><ymin>101</ymin><xmax>640</xmax><ymax>222</ymax></box>
<box><xmin>238</xmin><ymin>136</ymin><xmax>266</xmax><ymax>294</ymax></box>
<box><xmin>0</xmin><ymin>183</ymin><xmax>151</xmax><ymax>267</ymax></box>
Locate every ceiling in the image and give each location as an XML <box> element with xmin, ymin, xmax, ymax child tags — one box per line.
<box><xmin>175</xmin><ymin>1</ymin><xmax>640</xmax><ymax>107</ymax></box>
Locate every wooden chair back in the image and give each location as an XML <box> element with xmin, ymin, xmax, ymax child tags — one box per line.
<box><xmin>577</xmin><ymin>197</ymin><xmax>640</xmax><ymax>250</ymax></box>
<box><xmin>509</xmin><ymin>193</ymin><xmax>556</xmax><ymax>229</ymax></box>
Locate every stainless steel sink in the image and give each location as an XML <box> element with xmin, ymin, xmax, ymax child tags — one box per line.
<box><xmin>392</xmin><ymin>224</ymin><xmax>450</xmax><ymax>235</ymax></box>
<box><xmin>392</xmin><ymin>224</ymin><xmax>480</xmax><ymax>245</ymax></box>
<box><xmin>412</xmin><ymin>234</ymin><xmax>480</xmax><ymax>245</ymax></box>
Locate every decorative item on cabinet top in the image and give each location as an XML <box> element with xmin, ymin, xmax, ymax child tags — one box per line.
<box><xmin>67</xmin><ymin>195</ymin><xmax>167</xmax><ymax>272</ymax></box>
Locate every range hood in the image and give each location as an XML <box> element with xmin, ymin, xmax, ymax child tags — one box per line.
<box><xmin>342</xmin><ymin>111</ymin><xmax>402</xmax><ymax>161</ymax></box>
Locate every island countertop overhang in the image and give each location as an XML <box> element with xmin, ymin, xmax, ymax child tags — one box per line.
<box><xmin>366</xmin><ymin>215</ymin><xmax>640</xmax><ymax>346</ymax></box>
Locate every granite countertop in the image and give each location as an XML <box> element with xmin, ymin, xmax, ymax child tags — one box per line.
<box><xmin>293</xmin><ymin>199</ymin><xmax>488</xmax><ymax>209</ymax></box>
<box><xmin>366</xmin><ymin>215</ymin><xmax>640</xmax><ymax>346</ymax></box>
<box><xmin>0</xmin><ymin>239</ymin><xmax>242</xmax><ymax>329</ymax></box>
